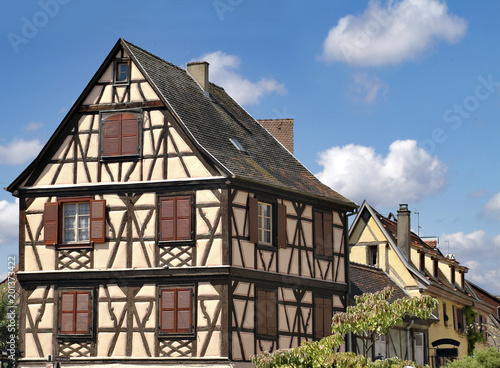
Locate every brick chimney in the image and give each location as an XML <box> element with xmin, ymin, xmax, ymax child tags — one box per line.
<box><xmin>257</xmin><ymin>119</ymin><xmax>294</xmax><ymax>154</ymax></box>
<box><xmin>187</xmin><ymin>61</ymin><xmax>209</xmax><ymax>94</ymax></box>
<box><xmin>397</xmin><ymin>204</ymin><xmax>411</xmax><ymax>261</ymax></box>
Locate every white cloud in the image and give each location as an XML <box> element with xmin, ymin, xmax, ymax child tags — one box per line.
<box><xmin>24</xmin><ymin>122</ymin><xmax>44</xmax><ymax>131</ymax></box>
<box><xmin>347</xmin><ymin>72</ymin><xmax>388</xmax><ymax>104</ymax></box>
<box><xmin>0</xmin><ymin>200</ymin><xmax>18</xmax><ymax>246</ymax></box>
<box><xmin>0</xmin><ymin>138</ymin><xmax>43</xmax><ymax>165</ymax></box>
<box><xmin>480</xmin><ymin>192</ymin><xmax>500</xmax><ymax>219</ymax></box>
<box><xmin>196</xmin><ymin>51</ymin><xmax>286</xmax><ymax>105</ymax></box>
<box><xmin>316</xmin><ymin>139</ymin><xmax>447</xmax><ymax>207</ymax></box>
<box><xmin>321</xmin><ymin>0</ymin><xmax>467</xmax><ymax>66</ymax></box>
<box><xmin>441</xmin><ymin>231</ymin><xmax>500</xmax><ymax>295</ymax></box>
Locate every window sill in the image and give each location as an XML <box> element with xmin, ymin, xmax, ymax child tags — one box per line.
<box><xmin>256</xmin><ymin>243</ymin><xmax>276</xmax><ymax>251</ymax></box>
<box><xmin>158</xmin><ymin>332</ymin><xmax>195</xmax><ymax>339</ymax></box>
<box><xmin>314</xmin><ymin>253</ymin><xmax>333</xmax><ymax>261</ymax></box>
<box><xmin>158</xmin><ymin>240</ymin><xmax>194</xmax><ymax>247</ymax></box>
<box><xmin>55</xmin><ymin>243</ymin><xmax>94</xmax><ymax>250</ymax></box>
<box><xmin>255</xmin><ymin>333</ymin><xmax>278</xmax><ymax>341</ymax></box>
<box><xmin>101</xmin><ymin>154</ymin><xmax>141</xmax><ymax>163</ymax></box>
<box><xmin>57</xmin><ymin>334</ymin><xmax>93</xmax><ymax>341</ymax></box>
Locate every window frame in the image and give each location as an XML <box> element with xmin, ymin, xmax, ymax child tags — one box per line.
<box><xmin>368</xmin><ymin>245</ymin><xmax>377</xmax><ymax>266</ymax></box>
<box><xmin>258</xmin><ymin>201</ymin><xmax>273</xmax><ymax>246</ymax></box>
<box><xmin>256</xmin><ymin>288</ymin><xmax>278</xmax><ymax>338</ymax></box>
<box><xmin>44</xmin><ymin>197</ymin><xmax>106</xmax><ymax>250</ymax></box>
<box><xmin>100</xmin><ymin>110</ymin><xmax>142</xmax><ymax>160</ymax></box>
<box><xmin>248</xmin><ymin>196</ymin><xmax>287</xmax><ymax>249</ymax></box>
<box><xmin>158</xmin><ymin>286</ymin><xmax>195</xmax><ymax>337</ymax></box>
<box><xmin>158</xmin><ymin>194</ymin><xmax>195</xmax><ymax>245</ymax></box>
<box><xmin>113</xmin><ymin>58</ymin><xmax>131</xmax><ymax>84</ymax></box>
<box><xmin>57</xmin><ymin>288</ymin><xmax>94</xmax><ymax>339</ymax></box>
<box><xmin>314</xmin><ymin>210</ymin><xmax>333</xmax><ymax>258</ymax></box>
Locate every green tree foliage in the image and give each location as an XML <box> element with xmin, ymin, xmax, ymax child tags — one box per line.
<box><xmin>444</xmin><ymin>348</ymin><xmax>500</xmax><ymax>368</ymax></box>
<box><xmin>252</xmin><ymin>287</ymin><xmax>438</xmax><ymax>368</ymax></box>
<box><xmin>0</xmin><ymin>283</ymin><xmax>19</xmax><ymax>361</ymax></box>
<box><xmin>462</xmin><ymin>306</ymin><xmax>484</xmax><ymax>355</ymax></box>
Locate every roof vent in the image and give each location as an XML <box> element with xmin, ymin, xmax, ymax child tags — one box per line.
<box><xmin>229</xmin><ymin>138</ymin><xmax>247</xmax><ymax>154</ymax></box>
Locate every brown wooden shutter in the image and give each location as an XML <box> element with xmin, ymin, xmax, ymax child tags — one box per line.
<box><xmin>160</xmin><ymin>198</ymin><xmax>175</xmax><ymax>241</ymax></box>
<box><xmin>75</xmin><ymin>292</ymin><xmax>90</xmax><ymax>334</ymax></box>
<box><xmin>60</xmin><ymin>292</ymin><xmax>75</xmax><ymax>333</ymax></box>
<box><xmin>176</xmin><ymin>197</ymin><xmax>192</xmax><ymax>241</ymax></box>
<box><xmin>314</xmin><ymin>212</ymin><xmax>324</xmax><ymax>255</ymax></box>
<box><xmin>257</xmin><ymin>290</ymin><xmax>266</xmax><ymax>335</ymax></box>
<box><xmin>103</xmin><ymin>115</ymin><xmax>121</xmax><ymax>156</ymax></box>
<box><xmin>453</xmin><ymin>305</ymin><xmax>458</xmax><ymax>330</ymax></box>
<box><xmin>315</xmin><ymin>298</ymin><xmax>324</xmax><ymax>339</ymax></box>
<box><xmin>324</xmin><ymin>297</ymin><xmax>332</xmax><ymax>337</ymax></box>
<box><xmin>161</xmin><ymin>289</ymin><xmax>176</xmax><ymax>333</ymax></box>
<box><xmin>324</xmin><ymin>212</ymin><xmax>333</xmax><ymax>257</ymax></box>
<box><xmin>248</xmin><ymin>196</ymin><xmax>258</xmax><ymax>243</ymax></box>
<box><xmin>177</xmin><ymin>289</ymin><xmax>192</xmax><ymax>333</ymax></box>
<box><xmin>267</xmin><ymin>291</ymin><xmax>277</xmax><ymax>335</ymax></box>
<box><xmin>44</xmin><ymin>202</ymin><xmax>59</xmax><ymax>245</ymax></box>
<box><xmin>121</xmin><ymin>114</ymin><xmax>139</xmax><ymax>155</ymax></box>
<box><xmin>277</xmin><ymin>203</ymin><xmax>287</xmax><ymax>249</ymax></box>
<box><xmin>90</xmin><ymin>199</ymin><xmax>106</xmax><ymax>244</ymax></box>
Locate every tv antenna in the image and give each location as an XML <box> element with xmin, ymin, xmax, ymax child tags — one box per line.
<box><xmin>414</xmin><ymin>211</ymin><xmax>422</xmax><ymax>236</ymax></box>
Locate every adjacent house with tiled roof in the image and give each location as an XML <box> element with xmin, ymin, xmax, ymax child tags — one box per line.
<box><xmin>349</xmin><ymin>201</ymin><xmax>494</xmax><ymax>367</ymax></box>
<box><xmin>8</xmin><ymin>38</ymin><xmax>357</xmax><ymax>368</ymax></box>
<box><xmin>350</xmin><ymin>262</ymin><xmax>436</xmax><ymax>362</ymax></box>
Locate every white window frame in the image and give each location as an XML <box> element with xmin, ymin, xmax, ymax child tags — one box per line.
<box><xmin>62</xmin><ymin>202</ymin><xmax>90</xmax><ymax>243</ymax></box>
<box><xmin>258</xmin><ymin>201</ymin><xmax>272</xmax><ymax>246</ymax></box>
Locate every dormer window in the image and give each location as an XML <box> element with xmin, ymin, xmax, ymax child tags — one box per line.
<box><xmin>114</xmin><ymin>60</ymin><xmax>130</xmax><ymax>84</ymax></box>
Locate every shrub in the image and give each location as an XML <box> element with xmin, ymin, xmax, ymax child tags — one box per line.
<box><xmin>444</xmin><ymin>348</ymin><xmax>500</xmax><ymax>368</ymax></box>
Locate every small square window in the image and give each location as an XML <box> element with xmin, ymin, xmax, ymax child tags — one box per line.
<box><xmin>115</xmin><ymin>61</ymin><xmax>129</xmax><ymax>83</ymax></box>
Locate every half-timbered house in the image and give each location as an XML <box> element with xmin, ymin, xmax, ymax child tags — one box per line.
<box><xmin>8</xmin><ymin>39</ymin><xmax>357</xmax><ymax>368</ymax></box>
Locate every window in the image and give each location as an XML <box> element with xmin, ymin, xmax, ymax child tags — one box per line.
<box><xmin>59</xmin><ymin>290</ymin><xmax>92</xmax><ymax>335</ymax></box>
<box><xmin>256</xmin><ymin>289</ymin><xmax>277</xmax><ymax>336</ymax></box>
<box><xmin>453</xmin><ymin>306</ymin><xmax>464</xmax><ymax>332</ymax></box>
<box><xmin>160</xmin><ymin>288</ymin><xmax>193</xmax><ymax>334</ymax></box>
<box><xmin>101</xmin><ymin>113</ymin><xmax>140</xmax><ymax>157</ymax></box>
<box><xmin>314</xmin><ymin>296</ymin><xmax>332</xmax><ymax>339</ymax></box>
<box><xmin>368</xmin><ymin>245</ymin><xmax>377</xmax><ymax>266</ymax></box>
<box><xmin>419</xmin><ymin>252</ymin><xmax>425</xmax><ymax>271</ymax></box>
<box><xmin>433</xmin><ymin>259</ymin><xmax>439</xmax><ymax>278</ymax></box>
<box><xmin>159</xmin><ymin>196</ymin><xmax>193</xmax><ymax>242</ymax></box>
<box><xmin>229</xmin><ymin>137</ymin><xmax>247</xmax><ymax>153</ymax></box>
<box><xmin>248</xmin><ymin>197</ymin><xmax>286</xmax><ymax>248</ymax></box>
<box><xmin>114</xmin><ymin>60</ymin><xmax>130</xmax><ymax>84</ymax></box>
<box><xmin>443</xmin><ymin>302</ymin><xmax>448</xmax><ymax>326</ymax></box>
<box><xmin>451</xmin><ymin>266</ymin><xmax>456</xmax><ymax>285</ymax></box>
<box><xmin>314</xmin><ymin>211</ymin><xmax>333</xmax><ymax>257</ymax></box>
<box><xmin>44</xmin><ymin>198</ymin><xmax>106</xmax><ymax>248</ymax></box>
<box><xmin>258</xmin><ymin>202</ymin><xmax>272</xmax><ymax>245</ymax></box>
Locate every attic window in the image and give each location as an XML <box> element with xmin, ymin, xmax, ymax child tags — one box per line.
<box><xmin>114</xmin><ymin>60</ymin><xmax>130</xmax><ymax>84</ymax></box>
<box><xmin>229</xmin><ymin>138</ymin><xmax>247</xmax><ymax>153</ymax></box>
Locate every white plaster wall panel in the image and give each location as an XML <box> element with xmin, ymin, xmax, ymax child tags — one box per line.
<box><xmin>232</xmin><ymin>239</ymin><xmax>243</xmax><ymax>267</ymax></box>
<box><xmin>97</xmin><ymin>332</ymin><xmax>127</xmax><ymax>356</ymax></box>
<box><xmin>37</xmin><ymin>333</ymin><xmax>52</xmax><ymax>357</ymax></box>
<box><xmin>132</xmin><ymin>193</ymin><xmax>154</xmax><ymax>207</ymax></box>
<box><xmin>280</xmin><ymin>288</ymin><xmax>296</xmax><ymax>303</ymax></box>
<box><xmin>286</xmin><ymin>218</ymin><xmax>297</xmax><ymax>244</ymax></box>
<box><xmin>334</xmin><ymin>228</ymin><xmax>344</xmax><ymax>253</ymax></box>
<box><xmin>143</xmin><ymin>158</ymin><xmax>164</xmax><ymax>181</ymax></box>
<box><xmin>28</xmin><ymin>286</ymin><xmax>51</xmax><ymax>300</ymax></box>
<box><xmin>79</xmin><ymin>115</ymin><xmax>94</xmax><ymax>131</ymax></box>
<box><xmin>132</xmin><ymin>301</ymin><xmax>154</xmax><ymax>328</ymax></box>
<box><xmin>54</xmin><ymin>164</ymin><xmax>73</xmax><ymax>185</ymax></box>
<box><xmin>256</xmin><ymin>340</ymin><xmax>274</xmax><ymax>355</ymax></box>
<box><xmin>233</xmin><ymin>282</ymin><xmax>253</xmax><ymax>297</ymax></box>
<box><xmin>303</xmin><ymin>291</ymin><xmax>312</xmax><ymax>304</ymax></box>
<box><xmin>302</xmin><ymin>205</ymin><xmax>313</xmax><ymax>220</ymax></box>
<box><xmin>85</xmin><ymin>162</ymin><xmax>98</xmax><ymax>182</ymax></box>
<box><xmin>279</xmin><ymin>335</ymin><xmax>292</xmax><ymax>350</ymax></box>
<box><xmin>115</xmin><ymin>86</ymin><xmax>127</xmax><ymax>102</ymax></box>
<box><xmin>198</xmin><ymin>331</ymin><xmax>221</xmax><ymax>357</ymax></box>
<box><xmin>104</xmin><ymin>194</ymin><xmax>124</xmax><ymax>208</ymax></box>
<box><xmin>183</xmin><ymin>156</ymin><xmax>212</xmax><ymax>178</ymax></box>
<box><xmin>257</xmin><ymin>250</ymin><xmax>276</xmax><ymax>272</ymax></box>
<box><xmin>166</xmin><ymin>136</ymin><xmax>176</xmax><ymax>154</ymax></box>
<box><xmin>233</xmin><ymin>299</ymin><xmax>254</xmax><ymax>329</ymax></box>
<box><xmin>28</xmin><ymin>197</ymin><xmax>47</xmax><ymax>212</ymax></box>
<box><xmin>231</xmin><ymin>332</ymin><xmax>243</xmax><ymax>360</ymax></box>
<box><xmin>150</xmin><ymin>110</ymin><xmax>164</xmax><ymax>125</ymax></box>
<box><xmin>233</xmin><ymin>207</ymin><xmax>247</xmax><ymax>237</ymax></box>
<box><xmin>232</xmin><ymin>332</ymin><xmax>254</xmax><ymax>360</ymax></box>
<box><xmin>197</xmin><ymin>190</ymin><xmax>220</xmax><ymax>204</ymax></box>
<box><xmin>27</xmin><ymin>303</ymin><xmax>52</xmax><ymax>329</ymax></box>
<box><xmin>232</xmin><ymin>191</ymin><xmax>248</xmax><ymax>207</ymax></box>
<box><xmin>132</xmin><ymin>332</ymin><xmax>154</xmax><ymax>357</ymax></box>
<box><xmin>36</xmin><ymin>245</ymin><xmax>54</xmax><ymax>270</ymax></box>
<box><xmin>26</xmin><ymin>213</ymin><xmax>43</xmax><ymax>241</ymax></box>
<box><xmin>169</xmin><ymin>128</ymin><xmax>192</xmax><ymax>153</ymax></box>
<box><xmin>108</xmin><ymin>242</ymin><xmax>127</xmax><ymax>269</ymax></box>
<box><xmin>302</xmin><ymin>221</ymin><xmax>313</xmax><ymax>248</ymax></box>
<box><xmin>140</xmin><ymin>82</ymin><xmax>158</xmax><ymax>101</ymax></box>
<box><xmin>197</xmin><ymin>238</ymin><xmax>223</xmax><ymax>266</ymax></box>
<box><xmin>316</xmin><ymin>259</ymin><xmax>332</xmax><ymax>281</ymax></box>
<box><xmin>198</xmin><ymin>282</ymin><xmax>218</xmax><ymax>296</ymax></box>
<box><xmin>130</xmin><ymin>62</ymin><xmax>143</xmax><ymax>80</ymax></box>
<box><xmin>167</xmin><ymin>157</ymin><xmax>188</xmax><ymax>179</ymax></box>
<box><xmin>76</xmin><ymin>162</ymin><xmax>90</xmax><ymax>184</ymax></box>
<box><xmin>283</xmin><ymin>200</ymin><xmax>296</xmax><ymax>216</ymax></box>
<box><xmin>135</xmin><ymin>284</ymin><xmax>156</xmax><ymax>298</ymax></box>
<box><xmin>100</xmin><ymin>85</ymin><xmax>113</xmax><ymax>104</ymax></box>
<box><xmin>279</xmin><ymin>248</ymin><xmax>298</xmax><ymax>276</ymax></box>
<box><xmin>97</xmin><ymin>302</ymin><xmax>115</xmax><ymax>329</ymax></box>
<box><xmin>93</xmin><ymin>243</ymin><xmax>109</xmax><ymax>269</ymax></box>
<box><xmin>334</xmin><ymin>257</ymin><xmax>345</xmax><ymax>283</ymax></box>
<box><xmin>305</xmin><ymin>309</ymin><xmax>313</xmax><ymax>334</ymax></box>
<box><xmin>106</xmin><ymin>285</ymin><xmax>127</xmax><ymax>299</ymax></box>
<box><xmin>197</xmin><ymin>207</ymin><xmax>221</xmax><ymax>234</ymax></box>
<box><xmin>24</xmin><ymin>247</ymin><xmax>38</xmax><ymax>271</ymax></box>
<box><xmin>129</xmin><ymin>83</ymin><xmax>143</xmax><ymax>102</ymax></box>
<box><xmin>121</xmin><ymin>161</ymin><xmax>140</xmax><ymax>182</ymax></box>
<box><xmin>25</xmin><ymin>333</ymin><xmax>37</xmax><ymax>357</ymax></box>
<box><xmin>240</xmin><ymin>240</ymin><xmax>254</xmax><ymax>269</ymax></box>
<box><xmin>99</xmin><ymin>64</ymin><xmax>113</xmax><ymax>83</ymax></box>
<box><xmin>333</xmin><ymin>211</ymin><xmax>342</xmax><ymax>225</ymax></box>
<box><xmin>333</xmin><ymin>295</ymin><xmax>343</xmax><ymax>308</ymax></box>
<box><xmin>131</xmin><ymin>241</ymin><xmax>154</xmax><ymax>269</ymax></box>
<box><xmin>52</xmin><ymin>136</ymin><xmax>73</xmax><ymax>160</ymax></box>
<box><xmin>279</xmin><ymin>304</ymin><xmax>295</xmax><ymax>331</ymax></box>
<box><xmin>197</xmin><ymin>300</ymin><xmax>220</xmax><ymax>329</ymax></box>
<box><xmin>133</xmin><ymin>210</ymin><xmax>156</xmax><ymax>238</ymax></box>
<box><xmin>33</xmin><ymin>165</ymin><xmax>55</xmax><ymax>186</ymax></box>
<box><xmin>83</xmin><ymin>85</ymin><xmax>103</xmax><ymax>105</ymax></box>
<box><xmin>301</xmin><ymin>252</ymin><xmax>313</xmax><ymax>278</ymax></box>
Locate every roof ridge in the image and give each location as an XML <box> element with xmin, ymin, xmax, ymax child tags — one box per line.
<box><xmin>350</xmin><ymin>261</ymin><xmax>382</xmax><ymax>271</ymax></box>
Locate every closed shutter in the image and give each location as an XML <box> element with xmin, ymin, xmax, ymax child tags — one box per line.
<box><xmin>323</xmin><ymin>297</ymin><xmax>332</xmax><ymax>337</ymax></box>
<box><xmin>323</xmin><ymin>212</ymin><xmax>333</xmax><ymax>256</ymax></box>
<box><xmin>90</xmin><ymin>199</ymin><xmax>106</xmax><ymax>243</ymax></box>
<box><xmin>103</xmin><ymin>115</ymin><xmax>121</xmax><ymax>156</ymax></box>
<box><xmin>121</xmin><ymin>114</ymin><xmax>139</xmax><ymax>155</ymax></box>
<box><xmin>60</xmin><ymin>292</ymin><xmax>75</xmax><ymax>333</ymax></box>
<box><xmin>248</xmin><ymin>197</ymin><xmax>258</xmax><ymax>243</ymax></box>
<box><xmin>44</xmin><ymin>202</ymin><xmax>59</xmax><ymax>245</ymax></box>
<box><xmin>161</xmin><ymin>289</ymin><xmax>176</xmax><ymax>333</ymax></box>
<box><xmin>160</xmin><ymin>288</ymin><xmax>192</xmax><ymax>334</ymax></box>
<box><xmin>257</xmin><ymin>290</ymin><xmax>266</xmax><ymax>335</ymax></box>
<box><xmin>266</xmin><ymin>291</ymin><xmax>277</xmax><ymax>335</ymax></box>
<box><xmin>177</xmin><ymin>289</ymin><xmax>192</xmax><ymax>333</ymax></box>
<box><xmin>257</xmin><ymin>290</ymin><xmax>277</xmax><ymax>336</ymax></box>
<box><xmin>102</xmin><ymin>113</ymin><xmax>139</xmax><ymax>156</ymax></box>
<box><xmin>315</xmin><ymin>298</ymin><xmax>325</xmax><ymax>339</ymax></box>
<box><xmin>75</xmin><ymin>292</ymin><xmax>90</xmax><ymax>334</ymax></box>
<box><xmin>277</xmin><ymin>203</ymin><xmax>287</xmax><ymax>249</ymax></box>
<box><xmin>314</xmin><ymin>212</ymin><xmax>324</xmax><ymax>255</ymax></box>
<box><xmin>453</xmin><ymin>305</ymin><xmax>458</xmax><ymax>330</ymax></box>
<box><xmin>160</xmin><ymin>197</ymin><xmax>192</xmax><ymax>241</ymax></box>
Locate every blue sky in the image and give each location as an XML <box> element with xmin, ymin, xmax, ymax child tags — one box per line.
<box><xmin>1</xmin><ymin>0</ymin><xmax>499</xmax><ymax>294</ymax></box>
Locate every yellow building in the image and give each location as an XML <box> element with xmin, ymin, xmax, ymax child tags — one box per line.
<box><xmin>349</xmin><ymin>202</ymin><xmax>493</xmax><ymax>367</ymax></box>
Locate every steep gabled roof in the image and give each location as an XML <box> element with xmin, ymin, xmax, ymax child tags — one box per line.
<box><xmin>8</xmin><ymin>39</ymin><xmax>357</xmax><ymax>209</ymax></box>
